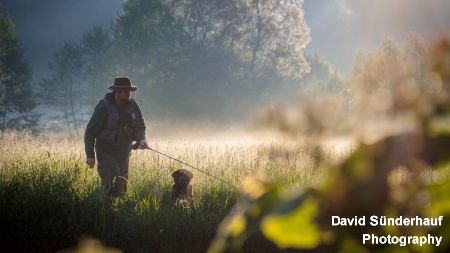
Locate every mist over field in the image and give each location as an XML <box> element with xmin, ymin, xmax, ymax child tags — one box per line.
<box><xmin>1</xmin><ymin>0</ymin><xmax>449</xmax><ymax>135</ymax></box>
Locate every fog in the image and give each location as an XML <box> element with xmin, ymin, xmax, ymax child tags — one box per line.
<box><xmin>1</xmin><ymin>0</ymin><xmax>449</xmax><ymax>136</ymax></box>
<box><xmin>4</xmin><ymin>0</ymin><xmax>449</xmax><ymax>82</ymax></box>
<box><xmin>303</xmin><ymin>0</ymin><xmax>450</xmax><ymax>72</ymax></box>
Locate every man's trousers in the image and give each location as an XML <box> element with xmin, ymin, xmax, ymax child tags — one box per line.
<box><xmin>96</xmin><ymin>151</ymin><xmax>129</xmax><ymax>197</ymax></box>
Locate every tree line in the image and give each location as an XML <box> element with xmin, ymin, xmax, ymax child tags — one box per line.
<box><xmin>1</xmin><ymin>0</ymin><xmax>348</xmax><ymax>135</ymax></box>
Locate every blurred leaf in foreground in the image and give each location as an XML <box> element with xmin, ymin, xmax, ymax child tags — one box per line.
<box><xmin>61</xmin><ymin>238</ymin><xmax>122</xmax><ymax>253</ymax></box>
<box><xmin>261</xmin><ymin>197</ymin><xmax>320</xmax><ymax>249</ymax></box>
<box><xmin>209</xmin><ymin>36</ymin><xmax>450</xmax><ymax>253</ymax></box>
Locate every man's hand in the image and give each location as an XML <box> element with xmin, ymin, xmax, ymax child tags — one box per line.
<box><xmin>139</xmin><ymin>139</ymin><xmax>148</xmax><ymax>149</ymax></box>
<box><xmin>86</xmin><ymin>157</ymin><xmax>95</xmax><ymax>168</ymax></box>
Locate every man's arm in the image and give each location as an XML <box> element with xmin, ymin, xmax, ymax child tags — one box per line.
<box><xmin>134</xmin><ymin>101</ymin><xmax>148</xmax><ymax>149</ymax></box>
<box><xmin>134</xmin><ymin>101</ymin><xmax>146</xmax><ymax>141</ymax></box>
<box><xmin>84</xmin><ymin>101</ymin><xmax>106</xmax><ymax>159</ymax></box>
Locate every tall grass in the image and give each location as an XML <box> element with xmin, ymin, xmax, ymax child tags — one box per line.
<box><xmin>0</xmin><ymin>131</ymin><xmax>336</xmax><ymax>252</ymax></box>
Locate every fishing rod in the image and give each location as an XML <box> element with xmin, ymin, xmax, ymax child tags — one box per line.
<box><xmin>132</xmin><ymin>143</ymin><xmax>238</xmax><ymax>190</ymax></box>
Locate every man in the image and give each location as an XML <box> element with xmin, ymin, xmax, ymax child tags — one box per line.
<box><xmin>84</xmin><ymin>76</ymin><xmax>148</xmax><ymax>197</ymax></box>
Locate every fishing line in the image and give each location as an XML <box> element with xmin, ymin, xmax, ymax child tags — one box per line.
<box><xmin>133</xmin><ymin>145</ymin><xmax>238</xmax><ymax>190</ymax></box>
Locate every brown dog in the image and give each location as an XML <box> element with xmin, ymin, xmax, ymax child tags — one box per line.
<box><xmin>171</xmin><ymin>169</ymin><xmax>194</xmax><ymax>205</ymax></box>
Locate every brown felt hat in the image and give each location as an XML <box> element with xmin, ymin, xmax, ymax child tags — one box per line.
<box><xmin>108</xmin><ymin>76</ymin><xmax>138</xmax><ymax>91</ymax></box>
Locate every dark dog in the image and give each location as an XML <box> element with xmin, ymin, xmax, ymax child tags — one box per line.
<box><xmin>171</xmin><ymin>169</ymin><xmax>194</xmax><ymax>205</ymax></box>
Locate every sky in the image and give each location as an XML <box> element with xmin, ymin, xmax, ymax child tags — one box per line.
<box><xmin>303</xmin><ymin>0</ymin><xmax>450</xmax><ymax>72</ymax></box>
<box><xmin>2</xmin><ymin>0</ymin><xmax>449</xmax><ymax>81</ymax></box>
<box><xmin>1</xmin><ymin>0</ymin><xmax>123</xmax><ymax>81</ymax></box>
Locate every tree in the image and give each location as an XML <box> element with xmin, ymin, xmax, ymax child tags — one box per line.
<box><xmin>81</xmin><ymin>25</ymin><xmax>113</xmax><ymax>108</ymax></box>
<box><xmin>347</xmin><ymin>34</ymin><xmax>440</xmax><ymax>115</ymax></box>
<box><xmin>0</xmin><ymin>8</ymin><xmax>39</xmax><ymax>133</ymax></box>
<box><xmin>218</xmin><ymin>0</ymin><xmax>311</xmax><ymax>79</ymax></box>
<box><xmin>113</xmin><ymin>0</ymin><xmax>186</xmax><ymax>83</ymax></box>
<box><xmin>113</xmin><ymin>0</ymin><xmax>242</xmax><ymax>119</ymax></box>
<box><xmin>110</xmin><ymin>0</ymin><xmax>311</xmax><ymax>121</ymax></box>
<box><xmin>301</xmin><ymin>54</ymin><xmax>346</xmax><ymax>96</ymax></box>
<box><xmin>172</xmin><ymin>0</ymin><xmax>311</xmax><ymax>78</ymax></box>
<box><xmin>39</xmin><ymin>42</ymin><xmax>84</xmax><ymax>137</ymax></box>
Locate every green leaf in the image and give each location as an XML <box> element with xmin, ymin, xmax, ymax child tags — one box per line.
<box><xmin>227</xmin><ymin>214</ymin><xmax>247</xmax><ymax>237</ymax></box>
<box><xmin>427</xmin><ymin>179</ymin><xmax>450</xmax><ymax>216</ymax></box>
<box><xmin>261</xmin><ymin>198</ymin><xmax>320</xmax><ymax>249</ymax></box>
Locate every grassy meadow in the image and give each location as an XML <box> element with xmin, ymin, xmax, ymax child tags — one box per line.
<box><xmin>0</xmin><ymin>131</ymin><xmax>347</xmax><ymax>253</ymax></box>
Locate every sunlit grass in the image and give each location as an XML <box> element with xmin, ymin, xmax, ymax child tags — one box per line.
<box><xmin>0</xmin><ymin>131</ymin><xmax>342</xmax><ymax>252</ymax></box>
<box><xmin>1</xmin><ymin>129</ymin><xmax>445</xmax><ymax>252</ymax></box>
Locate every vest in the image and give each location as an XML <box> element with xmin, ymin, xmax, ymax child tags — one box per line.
<box><xmin>97</xmin><ymin>98</ymin><xmax>140</xmax><ymax>145</ymax></box>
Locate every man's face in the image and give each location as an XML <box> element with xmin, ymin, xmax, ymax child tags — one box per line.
<box><xmin>116</xmin><ymin>90</ymin><xmax>131</xmax><ymax>102</ymax></box>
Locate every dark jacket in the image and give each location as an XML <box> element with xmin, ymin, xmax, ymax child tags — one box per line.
<box><xmin>84</xmin><ymin>92</ymin><xmax>146</xmax><ymax>159</ymax></box>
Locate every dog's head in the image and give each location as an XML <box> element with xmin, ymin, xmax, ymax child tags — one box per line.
<box><xmin>172</xmin><ymin>169</ymin><xmax>193</xmax><ymax>188</ymax></box>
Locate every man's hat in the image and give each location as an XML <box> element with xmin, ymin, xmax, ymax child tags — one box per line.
<box><xmin>108</xmin><ymin>76</ymin><xmax>138</xmax><ymax>91</ymax></box>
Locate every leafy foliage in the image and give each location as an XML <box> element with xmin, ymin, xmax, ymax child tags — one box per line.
<box><xmin>209</xmin><ymin>37</ymin><xmax>450</xmax><ymax>253</ymax></box>
<box><xmin>39</xmin><ymin>0</ymin><xmax>312</xmax><ymax>125</ymax></box>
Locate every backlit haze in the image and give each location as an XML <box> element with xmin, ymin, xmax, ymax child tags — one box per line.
<box><xmin>4</xmin><ymin>0</ymin><xmax>449</xmax><ymax>78</ymax></box>
<box><xmin>2</xmin><ymin>0</ymin><xmax>449</xmax><ymax>142</ymax></box>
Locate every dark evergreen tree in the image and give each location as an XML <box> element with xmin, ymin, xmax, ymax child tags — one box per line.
<box><xmin>0</xmin><ymin>7</ymin><xmax>39</xmax><ymax>133</ymax></box>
